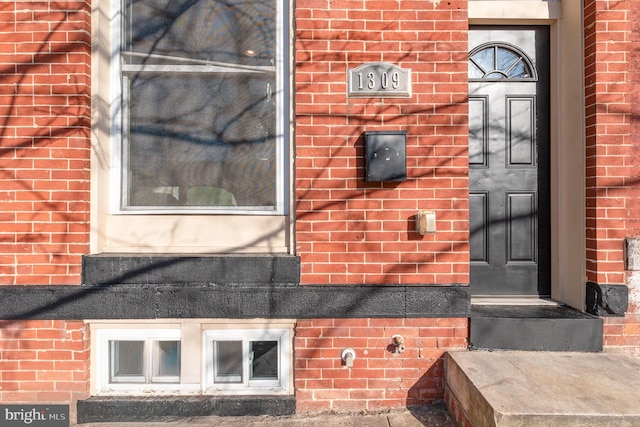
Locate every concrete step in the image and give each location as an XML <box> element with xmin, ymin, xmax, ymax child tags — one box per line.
<box><xmin>445</xmin><ymin>351</ymin><xmax>640</xmax><ymax>427</ymax></box>
<box><xmin>470</xmin><ymin>304</ymin><xmax>603</xmax><ymax>351</ymax></box>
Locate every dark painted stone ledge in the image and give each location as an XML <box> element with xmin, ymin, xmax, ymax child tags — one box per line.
<box><xmin>586</xmin><ymin>281</ymin><xmax>628</xmax><ymax>317</ymax></box>
<box><xmin>82</xmin><ymin>254</ymin><xmax>301</xmax><ymax>285</ymax></box>
<box><xmin>76</xmin><ymin>396</ymin><xmax>295</xmax><ymax>423</ymax></box>
<box><xmin>0</xmin><ymin>283</ymin><xmax>470</xmax><ymax>320</ymax></box>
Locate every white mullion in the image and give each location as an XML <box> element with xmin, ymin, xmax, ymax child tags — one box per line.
<box><xmin>275</xmin><ymin>0</ymin><xmax>287</xmax><ymax>215</ymax></box>
<box><xmin>110</xmin><ymin>0</ymin><xmax>123</xmax><ymax>214</ymax></box>
<box><xmin>145</xmin><ymin>338</ymin><xmax>151</xmax><ymax>384</ymax></box>
<box><xmin>243</xmin><ymin>339</ymin><xmax>251</xmax><ymax>387</ymax></box>
<box><xmin>120</xmin><ymin>75</ymin><xmax>130</xmax><ymax>209</ymax></box>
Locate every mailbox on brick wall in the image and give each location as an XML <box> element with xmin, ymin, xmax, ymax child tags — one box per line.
<box><xmin>365</xmin><ymin>131</ymin><xmax>407</xmax><ymax>182</ymax></box>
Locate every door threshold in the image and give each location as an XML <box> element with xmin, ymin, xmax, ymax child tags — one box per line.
<box><xmin>471</xmin><ymin>296</ymin><xmax>560</xmax><ymax>306</ymax></box>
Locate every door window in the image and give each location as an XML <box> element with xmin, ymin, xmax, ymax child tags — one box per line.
<box><xmin>469</xmin><ymin>43</ymin><xmax>537</xmax><ymax>81</ymax></box>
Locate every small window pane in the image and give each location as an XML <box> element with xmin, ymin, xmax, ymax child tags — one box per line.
<box><xmin>507</xmin><ymin>60</ymin><xmax>529</xmax><ymax>79</ymax></box>
<box><xmin>215</xmin><ymin>341</ymin><xmax>243</xmax><ymax>383</ymax></box>
<box><xmin>250</xmin><ymin>340</ymin><xmax>278</xmax><ymax>380</ymax></box>
<box><xmin>470</xmin><ymin>47</ymin><xmax>494</xmax><ymax>73</ymax></box>
<box><xmin>469</xmin><ymin>61</ymin><xmax>484</xmax><ymax>79</ymax></box>
<box><xmin>125</xmin><ymin>0</ymin><xmax>276</xmax><ymax>67</ymax></box>
<box><xmin>495</xmin><ymin>47</ymin><xmax>519</xmax><ymax>73</ymax></box>
<box><xmin>110</xmin><ymin>340</ymin><xmax>144</xmax><ymax>382</ymax></box>
<box><xmin>153</xmin><ymin>340</ymin><xmax>180</xmax><ymax>380</ymax></box>
<box><xmin>485</xmin><ymin>72</ymin><xmax>506</xmax><ymax>79</ymax></box>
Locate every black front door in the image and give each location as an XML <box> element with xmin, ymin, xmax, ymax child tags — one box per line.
<box><xmin>468</xmin><ymin>26</ymin><xmax>551</xmax><ymax>296</ymax></box>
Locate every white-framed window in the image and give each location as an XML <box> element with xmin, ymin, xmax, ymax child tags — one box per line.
<box><xmin>91</xmin><ymin>321</ymin><xmax>293</xmax><ymax>396</ymax></box>
<box><xmin>204</xmin><ymin>328</ymin><xmax>291</xmax><ymax>394</ymax></box>
<box><xmin>112</xmin><ymin>0</ymin><xmax>288</xmax><ymax>214</ymax></box>
<box><xmin>95</xmin><ymin>328</ymin><xmax>184</xmax><ymax>393</ymax></box>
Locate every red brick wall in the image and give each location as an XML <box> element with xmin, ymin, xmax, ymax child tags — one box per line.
<box><xmin>294</xmin><ymin>0</ymin><xmax>469</xmax><ymax>285</ymax></box>
<box><xmin>0</xmin><ymin>1</ymin><xmax>91</xmax><ymax>286</ymax></box>
<box><xmin>584</xmin><ymin>0</ymin><xmax>634</xmax><ymax>285</ymax></box>
<box><xmin>585</xmin><ymin>0</ymin><xmax>640</xmax><ymax>352</ymax></box>
<box><xmin>295</xmin><ymin>318</ymin><xmax>467</xmax><ymax>412</ymax></box>
<box><xmin>586</xmin><ymin>0</ymin><xmax>640</xmax><ymax>353</ymax></box>
<box><xmin>0</xmin><ymin>320</ymin><xmax>89</xmax><ymax>402</ymax></box>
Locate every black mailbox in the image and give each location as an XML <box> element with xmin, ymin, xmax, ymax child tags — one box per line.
<box><xmin>365</xmin><ymin>131</ymin><xmax>406</xmax><ymax>181</ymax></box>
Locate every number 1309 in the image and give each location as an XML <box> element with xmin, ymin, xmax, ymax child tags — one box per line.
<box><xmin>357</xmin><ymin>71</ymin><xmax>401</xmax><ymax>90</ymax></box>
<box><xmin>347</xmin><ymin>63</ymin><xmax>411</xmax><ymax>98</ymax></box>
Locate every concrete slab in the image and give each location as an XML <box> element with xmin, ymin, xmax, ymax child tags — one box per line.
<box><xmin>446</xmin><ymin>351</ymin><xmax>640</xmax><ymax>426</ymax></box>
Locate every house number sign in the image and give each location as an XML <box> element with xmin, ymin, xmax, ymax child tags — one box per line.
<box><xmin>347</xmin><ymin>62</ymin><xmax>411</xmax><ymax>98</ymax></box>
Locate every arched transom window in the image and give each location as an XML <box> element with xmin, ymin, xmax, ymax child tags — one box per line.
<box><xmin>469</xmin><ymin>42</ymin><xmax>537</xmax><ymax>81</ymax></box>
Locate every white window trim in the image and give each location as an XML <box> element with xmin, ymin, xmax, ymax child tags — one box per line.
<box><xmin>109</xmin><ymin>0</ymin><xmax>289</xmax><ymax>216</ymax></box>
<box><xmin>94</xmin><ymin>328</ymin><xmax>197</xmax><ymax>395</ymax></box>
<box><xmin>203</xmin><ymin>328</ymin><xmax>291</xmax><ymax>395</ymax></box>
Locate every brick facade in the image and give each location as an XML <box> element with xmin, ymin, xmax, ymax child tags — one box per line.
<box><xmin>0</xmin><ymin>0</ymin><xmax>639</xmax><ymax>420</ymax></box>
<box><xmin>295</xmin><ymin>318</ymin><xmax>467</xmax><ymax>412</ymax></box>
<box><xmin>0</xmin><ymin>320</ymin><xmax>89</xmax><ymax>402</ymax></box>
<box><xmin>584</xmin><ymin>0</ymin><xmax>634</xmax><ymax>284</ymax></box>
<box><xmin>0</xmin><ymin>1</ymin><xmax>90</xmax><ymax>286</ymax></box>
<box><xmin>295</xmin><ymin>0</ymin><xmax>469</xmax><ymax>286</ymax></box>
<box><xmin>585</xmin><ymin>0</ymin><xmax>640</xmax><ymax>354</ymax></box>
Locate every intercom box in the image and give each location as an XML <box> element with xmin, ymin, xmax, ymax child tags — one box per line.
<box><xmin>365</xmin><ymin>131</ymin><xmax>407</xmax><ymax>181</ymax></box>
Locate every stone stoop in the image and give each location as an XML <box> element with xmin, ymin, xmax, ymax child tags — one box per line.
<box><xmin>444</xmin><ymin>351</ymin><xmax>640</xmax><ymax>427</ymax></box>
<box><xmin>469</xmin><ymin>304</ymin><xmax>603</xmax><ymax>351</ymax></box>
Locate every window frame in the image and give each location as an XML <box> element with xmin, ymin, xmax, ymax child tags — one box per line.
<box><xmin>110</xmin><ymin>0</ymin><xmax>289</xmax><ymax>215</ymax></box>
<box><xmin>203</xmin><ymin>328</ymin><xmax>291</xmax><ymax>395</ymax></box>
<box><xmin>95</xmin><ymin>328</ymin><xmax>185</xmax><ymax>394</ymax></box>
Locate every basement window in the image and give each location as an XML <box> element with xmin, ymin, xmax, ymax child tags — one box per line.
<box><xmin>91</xmin><ymin>321</ymin><xmax>293</xmax><ymax>396</ymax></box>
<box><xmin>95</xmin><ymin>328</ymin><xmax>182</xmax><ymax>393</ymax></box>
<box><xmin>204</xmin><ymin>328</ymin><xmax>291</xmax><ymax>394</ymax></box>
<box><xmin>110</xmin><ymin>340</ymin><xmax>180</xmax><ymax>383</ymax></box>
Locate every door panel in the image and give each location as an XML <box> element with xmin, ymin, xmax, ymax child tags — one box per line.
<box><xmin>469</xmin><ymin>26</ymin><xmax>550</xmax><ymax>296</ymax></box>
<box><xmin>507</xmin><ymin>97</ymin><xmax>535</xmax><ymax>166</ymax></box>
<box><xmin>507</xmin><ymin>192</ymin><xmax>536</xmax><ymax>262</ymax></box>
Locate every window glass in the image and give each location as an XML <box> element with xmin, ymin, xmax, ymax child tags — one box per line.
<box><xmin>153</xmin><ymin>340</ymin><xmax>181</xmax><ymax>378</ymax></box>
<box><xmin>250</xmin><ymin>340</ymin><xmax>278</xmax><ymax>380</ymax></box>
<box><xmin>469</xmin><ymin>43</ymin><xmax>536</xmax><ymax>81</ymax></box>
<box><xmin>471</xmin><ymin>47</ymin><xmax>494</xmax><ymax>74</ymax></box>
<box><xmin>214</xmin><ymin>340</ymin><xmax>243</xmax><ymax>383</ymax></box>
<box><xmin>124</xmin><ymin>0</ymin><xmax>275</xmax><ymax>66</ymax></box>
<box><xmin>110</xmin><ymin>340</ymin><xmax>145</xmax><ymax>381</ymax></box>
<box><xmin>120</xmin><ymin>0</ymin><xmax>281</xmax><ymax>211</ymax></box>
<box><xmin>108</xmin><ymin>339</ymin><xmax>181</xmax><ymax>384</ymax></box>
<box><xmin>495</xmin><ymin>48</ymin><xmax>519</xmax><ymax>73</ymax></box>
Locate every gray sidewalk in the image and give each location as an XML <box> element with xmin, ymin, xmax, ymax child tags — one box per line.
<box><xmin>73</xmin><ymin>404</ymin><xmax>454</xmax><ymax>427</ymax></box>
